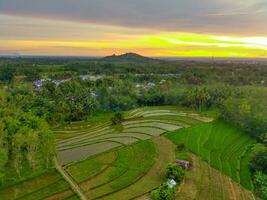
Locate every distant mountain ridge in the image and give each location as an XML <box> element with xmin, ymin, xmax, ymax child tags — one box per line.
<box><xmin>103</xmin><ymin>53</ymin><xmax>158</xmax><ymax>63</ymax></box>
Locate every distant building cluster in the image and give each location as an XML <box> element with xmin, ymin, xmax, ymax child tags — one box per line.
<box><xmin>33</xmin><ymin>78</ymin><xmax>51</xmax><ymax>90</ymax></box>
<box><xmin>79</xmin><ymin>75</ymin><xmax>104</xmax><ymax>81</ymax></box>
<box><xmin>33</xmin><ymin>74</ymin><xmax>105</xmax><ymax>90</ymax></box>
<box><xmin>135</xmin><ymin>80</ymin><xmax>166</xmax><ymax>89</ymax></box>
<box><xmin>135</xmin><ymin>73</ymin><xmax>180</xmax><ymax>77</ymax></box>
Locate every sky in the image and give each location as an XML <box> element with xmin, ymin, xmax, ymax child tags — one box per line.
<box><xmin>0</xmin><ymin>0</ymin><xmax>267</xmax><ymax>57</ymax></box>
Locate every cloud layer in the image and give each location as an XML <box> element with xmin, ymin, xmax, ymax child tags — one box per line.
<box><xmin>1</xmin><ymin>0</ymin><xmax>267</xmax><ymax>57</ymax></box>
<box><xmin>1</xmin><ymin>0</ymin><xmax>267</xmax><ymax>35</ymax></box>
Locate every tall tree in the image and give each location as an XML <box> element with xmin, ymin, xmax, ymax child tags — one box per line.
<box><xmin>0</xmin><ymin>66</ymin><xmax>15</xmax><ymax>84</ymax></box>
<box><xmin>25</xmin><ymin>130</ymin><xmax>39</xmax><ymax>169</ymax></box>
<box><xmin>0</xmin><ymin>149</ymin><xmax>8</xmax><ymax>185</ymax></box>
<box><xmin>12</xmin><ymin>132</ymin><xmax>25</xmax><ymax>176</ymax></box>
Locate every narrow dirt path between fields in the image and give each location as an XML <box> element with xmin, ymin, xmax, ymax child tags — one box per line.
<box><xmin>54</xmin><ymin>157</ymin><xmax>87</xmax><ymax>200</ymax></box>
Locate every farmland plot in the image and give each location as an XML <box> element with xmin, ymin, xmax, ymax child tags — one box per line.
<box><xmin>101</xmin><ymin>137</ymin><xmax>175</xmax><ymax>200</ymax></box>
<box><xmin>47</xmin><ymin>137</ymin><xmax>174</xmax><ymax>200</ymax></box>
<box><xmin>58</xmin><ymin>141</ymin><xmax>121</xmax><ymax>165</ymax></box>
<box><xmin>55</xmin><ymin>106</ymin><xmax>210</xmax><ymax>165</ymax></box>
<box><xmin>0</xmin><ymin>170</ymin><xmax>72</xmax><ymax>200</ymax></box>
<box><xmin>2</xmin><ymin>107</ymin><xmax>256</xmax><ymax>200</ymax></box>
<box><xmin>165</xmin><ymin>120</ymin><xmax>255</xmax><ymax>189</ymax></box>
<box><xmin>123</xmin><ymin>122</ymin><xmax>181</xmax><ymax>131</ymax></box>
<box><xmin>176</xmin><ymin>154</ymin><xmax>256</xmax><ymax>200</ymax></box>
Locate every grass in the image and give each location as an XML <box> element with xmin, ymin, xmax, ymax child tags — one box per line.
<box><xmin>165</xmin><ymin>120</ymin><xmax>255</xmax><ymax>190</ymax></box>
<box><xmin>62</xmin><ymin>194</ymin><xmax>80</xmax><ymax>200</ymax></box>
<box><xmin>175</xmin><ymin>151</ymin><xmax>192</xmax><ymax>162</ymax></box>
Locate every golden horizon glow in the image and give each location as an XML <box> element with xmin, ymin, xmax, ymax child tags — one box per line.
<box><xmin>1</xmin><ymin>15</ymin><xmax>267</xmax><ymax>58</ymax></box>
<box><xmin>2</xmin><ymin>33</ymin><xmax>267</xmax><ymax>58</ymax></box>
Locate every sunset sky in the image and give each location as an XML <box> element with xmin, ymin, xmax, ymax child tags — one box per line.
<box><xmin>1</xmin><ymin>0</ymin><xmax>267</xmax><ymax>57</ymax></box>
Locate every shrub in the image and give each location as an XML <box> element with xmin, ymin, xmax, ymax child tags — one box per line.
<box><xmin>111</xmin><ymin>112</ymin><xmax>124</xmax><ymax>125</ymax></box>
<box><xmin>176</xmin><ymin>144</ymin><xmax>185</xmax><ymax>151</ymax></box>
<box><xmin>151</xmin><ymin>183</ymin><xmax>176</xmax><ymax>200</ymax></box>
<box><xmin>253</xmin><ymin>171</ymin><xmax>267</xmax><ymax>200</ymax></box>
<box><xmin>165</xmin><ymin>163</ymin><xmax>185</xmax><ymax>183</ymax></box>
<box><xmin>249</xmin><ymin>145</ymin><xmax>267</xmax><ymax>174</ymax></box>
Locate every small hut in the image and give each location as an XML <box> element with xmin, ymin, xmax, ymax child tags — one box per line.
<box><xmin>167</xmin><ymin>179</ymin><xmax>177</xmax><ymax>188</ymax></box>
<box><xmin>175</xmin><ymin>159</ymin><xmax>190</xmax><ymax>169</ymax></box>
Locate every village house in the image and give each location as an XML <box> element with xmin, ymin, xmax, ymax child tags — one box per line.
<box><xmin>167</xmin><ymin>179</ymin><xmax>177</xmax><ymax>188</ymax></box>
<box><xmin>135</xmin><ymin>83</ymin><xmax>142</xmax><ymax>88</ymax></box>
<box><xmin>159</xmin><ymin>79</ymin><xmax>166</xmax><ymax>84</ymax></box>
<box><xmin>79</xmin><ymin>75</ymin><xmax>89</xmax><ymax>81</ymax></box>
<box><xmin>33</xmin><ymin>78</ymin><xmax>51</xmax><ymax>90</ymax></box>
<box><xmin>147</xmin><ymin>82</ymin><xmax>155</xmax><ymax>87</ymax></box>
<box><xmin>89</xmin><ymin>75</ymin><xmax>105</xmax><ymax>81</ymax></box>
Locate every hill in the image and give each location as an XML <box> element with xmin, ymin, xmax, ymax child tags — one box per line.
<box><xmin>103</xmin><ymin>52</ymin><xmax>158</xmax><ymax>63</ymax></box>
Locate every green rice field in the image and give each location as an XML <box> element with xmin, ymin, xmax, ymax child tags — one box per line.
<box><xmin>54</xmin><ymin>106</ymin><xmax>212</xmax><ymax>165</ymax></box>
<box><xmin>0</xmin><ymin>170</ymin><xmax>72</xmax><ymax>200</ymax></box>
<box><xmin>165</xmin><ymin>120</ymin><xmax>255</xmax><ymax>190</ymax></box>
<box><xmin>176</xmin><ymin>153</ymin><xmax>256</xmax><ymax>200</ymax></box>
<box><xmin>46</xmin><ymin>137</ymin><xmax>175</xmax><ymax>200</ymax></box>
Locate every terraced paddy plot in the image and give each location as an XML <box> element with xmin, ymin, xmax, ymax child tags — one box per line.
<box><xmin>55</xmin><ymin>126</ymin><xmax>111</xmax><ymax>142</ymax></box>
<box><xmin>129</xmin><ymin>110</ymin><xmax>188</xmax><ymax>119</ymax></box>
<box><xmin>84</xmin><ymin>141</ymin><xmax>156</xmax><ymax>199</ymax></box>
<box><xmin>122</xmin><ymin>127</ymin><xmax>166</xmax><ymax>136</ymax></box>
<box><xmin>59</xmin><ymin>133</ymin><xmax>150</xmax><ymax>151</ymax></box>
<box><xmin>123</xmin><ymin>119</ymin><xmax>186</xmax><ymax>126</ymax></box>
<box><xmin>55</xmin><ymin>107</ymin><xmax>211</xmax><ymax>165</ymax></box>
<box><xmin>101</xmin><ymin>137</ymin><xmax>175</xmax><ymax>200</ymax></box>
<box><xmin>176</xmin><ymin>154</ymin><xmax>256</xmax><ymax>200</ymax></box>
<box><xmin>126</xmin><ymin>107</ymin><xmax>213</xmax><ymax>122</ymax></box>
<box><xmin>123</xmin><ymin>122</ymin><xmax>181</xmax><ymax>131</ymax></box>
<box><xmin>0</xmin><ymin>107</ymin><xmax>217</xmax><ymax>200</ymax></box>
<box><xmin>165</xmin><ymin>120</ymin><xmax>255</xmax><ymax>190</ymax></box>
<box><xmin>58</xmin><ymin>141</ymin><xmax>121</xmax><ymax>165</ymax></box>
<box><xmin>0</xmin><ymin>170</ymin><xmax>72</xmax><ymax>200</ymax></box>
<box><xmin>57</xmin><ymin>129</ymin><xmax>115</xmax><ymax>147</ymax></box>
<box><xmin>65</xmin><ymin>152</ymin><xmax>116</xmax><ymax>183</ymax></box>
<box><xmin>50</xmin><ymin>137</ymin><xmax>175</xmax><ymax>200</ymax></box>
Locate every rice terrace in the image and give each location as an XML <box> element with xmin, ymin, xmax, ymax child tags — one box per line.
<box><xmin>0</xmin><ymin>106</ymin><xmax>258</xmax><ymax>200</ymax></box>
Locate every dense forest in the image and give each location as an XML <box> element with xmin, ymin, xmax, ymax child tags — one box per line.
<box><xmin>0</xmin><ymin>54</ymin><xmax>266</xmax><ymax>198</ymax></box>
